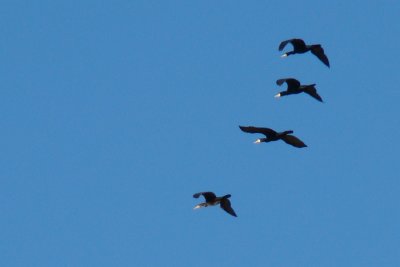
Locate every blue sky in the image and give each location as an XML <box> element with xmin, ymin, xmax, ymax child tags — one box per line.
<box><xmin>1</xmin><ymin>1</ymin><xmax>400</xmax><ymax>266</ymax></box>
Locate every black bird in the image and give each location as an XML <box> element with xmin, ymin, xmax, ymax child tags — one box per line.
<box><xmin>193</xmin><ymin>192</ymin><xmax>237</xmax><ymax>217</ymax></box>
<box><xmin>239</xmin><ymin>126</ymin><xmax>307</xmax><ymax>148</ymax></box>
<box><xmin>279</xmin><ymin>38</ymin><xmax>330</xmax><ymax>67</ymax></box>
<box><xmin>275</xmin><ymin>78</ymin><xmax>323</xmax><ymax>102</ymax></box>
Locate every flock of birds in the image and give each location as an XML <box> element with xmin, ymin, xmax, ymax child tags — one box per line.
<box><xmin>193</xmin><ymin>38</ymin><xmax>330</xmax><ymax>217</ymax></box>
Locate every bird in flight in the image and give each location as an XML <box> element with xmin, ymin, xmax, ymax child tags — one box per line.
<box><xmin>275</xmin><ymin>78</ymin><xmax>323</xmax><ymax>102</ymax></box>
<box><xmin>239</xmin><ymin>126</ymin><xmax>307</xmax><ymax>148</ymax></box>
<box><xmin>193</xmin><ymin>192</ymin><xmax>237</xmax><ymax>217</ymax></box>
<box><xmin>279</xmin><ymin>38</ymin><xmax>330</xmax><ymax>67</ymax></box>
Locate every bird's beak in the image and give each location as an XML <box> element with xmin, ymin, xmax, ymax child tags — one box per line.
<box><xmin>254</xmin><ymin>139</ymin><xmax>261</xmax><ymax>144</ymax></box>
<box><xmin>193</xmin><ymin>205</ymin><xmax>202</xmax><ymax>210</ymax></box>
<box><xmin>281</xmin><ymin>53</ymin><xmax>288</xmax><ymax>58</ymax></box>
<box><xmin>274</xmin><ymin>93</ymin><xmax>281</xmax><ymax>98</ymax></box>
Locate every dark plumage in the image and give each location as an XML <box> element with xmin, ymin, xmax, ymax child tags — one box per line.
<box><xmin>275</xmin><ymin>78</ymin><xmax>323</xmax><ymax>102</ymax></box>
<box><xmin>239</xmin><ymin>126</ymin><xmax>307</xmax><ymax>148</ymax></box>
<box><xmin>279</xmin><ymin>38</ymin><xmax>330</xmax><ymax>67</ymax></box>
<box><xmin>193</xmin><ymin>192</ymin><xmax>237</xmax><ymax>217</ymax></box>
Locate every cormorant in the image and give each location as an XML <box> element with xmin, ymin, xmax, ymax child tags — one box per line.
<box><xmin>193</xmin><ymin>192</ymin><xmax>237</xmax><ymax>217</ymax></box>
<box><xmin>279</xmin><ymin>38</ymin><xmax>330</xmax><ymax>67</ymax></box>
<box><xmin>239</xmin><ymin>126</ymin><xmax>307</xmax><ymax>148</ymax></box>
<box><xmin>275</xmin><ymin>78</ymin><xmax>323</xmax><ymax>102</ymax></box>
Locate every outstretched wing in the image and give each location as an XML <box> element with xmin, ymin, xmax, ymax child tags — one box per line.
<box><xmin>239</xmin><ymin>126</ymin><xmax>277</xmax><ymax>137</ymax></box>
<box><xmin>280</xmin><ymin>135</ymin><xmax>307</xmax><ymax>148</ymax></box>
<box><xmin>278</xmin><ymin>39</ymin><xmax>291</xmax><ymax>51</ymax></box>
<box><xmin>303</xmin><ymin>86</ymin><xmax>323</xmax><ymax>102</ymax></box>
<box><xmin>220</xmin><ymin>198</ymin><xmax>237</xmax><ymax>217</ymax></box>
<box><xmin>276</xmin><ymin>78</ymin><xmax>301</xmax><ymax>90</ymax></box>
<box><xmin>310</xmin><ymin>45</ymin><xmax>330</xmax><ymax>67</ymax></box>
<box><xmin>193</xmin><ymin>192</ymin><xmax>216</xmax><ymax>202</ymax></box>
<box><xmin>279</xmin><ymin>38</ymin><xmax>306</xmax><ymax>51</ymax></box>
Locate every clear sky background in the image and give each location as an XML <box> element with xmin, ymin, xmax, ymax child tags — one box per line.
<box><xmin>1</xmin><ymin>1</ymin><xmax>400</xmax><ymax>266</ymax></box>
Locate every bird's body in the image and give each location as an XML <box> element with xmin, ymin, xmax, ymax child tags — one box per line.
<box><xmin>193</xmin><ymin>192</ymin><xmax>237</xmax><ymax>217</ymax></box>
<box><xmin>275</xmin><ymin>78</ymin><xmax>323</xmax><ymax>102</ymax></box>
<box><xmin>239</xmin><ymin>126</ymin><xmax>307</xmax><ymax>148</ymax></box>
<box><xmin>279</xmin><ymin>38</ymin><xmax>330</xmax><ymax>67</ymax></box>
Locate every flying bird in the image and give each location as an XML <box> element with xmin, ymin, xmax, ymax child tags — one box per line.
<box><xmin>193</xmin><ymin>192</ymin><xmax>237</xmax><ymax>217</ymax></box>
<box><xmin>279</xmin><ymin>38</ymin><xmax>330</xmax><ymax>67</ymax></box>
<box><xmin>275</xmin><ymin>78</ymin><xmax>323</xmax><ymax>102</ymax></box>
<box><xmin>239</xmin><ymin>126</ymin><xmax>307</xmax><ymax>148</ymax></box>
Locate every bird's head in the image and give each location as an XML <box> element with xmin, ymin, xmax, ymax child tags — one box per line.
<box><xmin>193</xmin><ymin>203</ymin><xmax>206</xmax><ymax>210</ymax></box>
<box><xmin>281</xmin><ymin>53</ymin><xmax>288</xmax><ymax>58</ymax></box>
<box><xmin>274</xmin><ymin>93</ymin><xmax>281</xmax><ymax>98</ymax></box>
<box><xmin>254</xmin><ymin>139</ymin><xmax>262</xmax><ymax>144</ymax></box>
